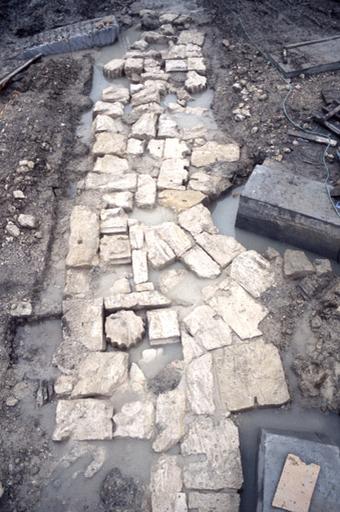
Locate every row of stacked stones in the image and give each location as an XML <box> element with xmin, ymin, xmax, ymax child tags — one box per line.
<box><xmin>52</xmin><ymin>9</ymin><xmax>290</xmax><ymax>512</ymax></box>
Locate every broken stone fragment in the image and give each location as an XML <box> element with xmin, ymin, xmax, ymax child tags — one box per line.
<box><xmin>102</xmin><ymin>85</ymin><xmax>130</xmax><ymax>105</ymax></box>
<box><xmin>64</xmin><ymin>269</ymin><xmax>90</xmax><ymax>297</ymax></box>
<box><xmin>186</xmin><ymin>352</ymin><xmax>215</xmax><ymax>414</ymax></box>
<box><xmin>148</xmin><ymin>139</ymin><xmax>164</xmax><ymax>159</ymax></box>
<box><xmin>105</xmin><ymin>310</ymin><xmax>144</xmax><ymax>349</ymax></box>
<box><xmin>93</xmin><ymin>114</ymin><xmax>127</xmax><ymax>135</ymax></box>
<box><xmin>131</xmin><ymin>112</ymin><xmax>158</xmax><ymax>139</ymax></box>
<box><xmin>135</xmin><ymin>282</ymin><xmax>154</xmax><ymax>292</ymax></box>
<box><xmin>125</xmin><ymin>57</ymin><xmax>144</xmax><ymax>77</ymax></box>
<box><xmin>194</xmin><ymin>232</ymin><xmax>245</xmax><ymax>268</ymax></box>
<box><xmin>158</xmin><ymin>114</ymin><xmax>180</xmax><ymax>138</ymax></box>
<box><xmin>10</xmin><ymin>301</ymin><xmax>32</xmax><ymax>318</ymax></box>
<box><xmin>103</xmin><ymin>59</ymin><xmax>125</xmax><ymax>79</ymax></box>
<box><xmin>178</xmin><ymin>30</ymin><xmax>205</xmax><ymax>46</ymax></box>
<box><xmin>93</xmin><ymin>100</ymin><xmax>124</xmax><ymax>118</ymax></box>
<box><xmin>145</xmin><ymin>228</ymin><xmax>176</xmax><ymax>269</ymax></box>
<box><xmin>100</xmin><ymin>235</ymin><xmax>132</xmax><ymax>265</ymax></box>
<box><xmin>113</xmin><ymin>400</ymin><xmax>154</xmax><ymax>439</ymax></box>
<box><xmin>54</xmin><ymin>375</ymin><xmax>76</xmax><ymax>397</ymax></box>
<box><xmin>283</xmin><ymin>249</ymin><xmax>315</xmax><ymax>279</ymax></box>
<box><xmin>5</xmin><ymin>221</ymin><xmax>20</xmax><ymax>237</ymax></box>
<box><xmin>66</xmin><ymin>206</ymin><xmax>99</xmax><ymax>268</ymax></box>
<box><xmin>103</xmin><ymin>191</ymin><xmax>133</xmax><ymax>212</ymax></box>
<box><xmin>187</xmin><ymin>57</ymin><xmax>206</xmax><ymax>74</ymax></box>
<box><xmin>93</xmin><ymin>132</ymin><xmax>127</xmax><ymax>157</ymax></box>
<box><xmin>178</xmin><ymin>203</ymin><xmax>217</xmax><ymax>235</ymax></box>
<box><xmin>189</xmin><ymin>171</ymin><xmax>232</xmax><ymax>197</ymax></box>
<box><xmin>94</xmin><ymin>154</ymin><xmax>129</xmax><ymax>175</ymax></box>
<box><xmin>183</xmin><ymin>305</ymin><xmax>232</xmax><ymax>351</ymax></box>
<box><xmin>18</xmin><ymin>214</ymin><xmax>36</xmax><ymax>229</ymax></box>
<box><xmin>62</xmin><ymin>298</ymin><xmax>105</xmax><ymax>352</ymax></box>
<box><xmin>185</xmin><ymin>71</ymin><xmax>207</xmax><ymax>94</ymax></box>
<box><xmin>181</xmin><ymin>415</ymin><xmax>243</xmax><ymax>491</ymax></box>
<box><xmin>158</xmin><ymin>189</ymin><xmax>206</xmax><ymax>212</ymax></box>
<box><xmin>158</xmin><ymin>159</ymin><xmax>189</xmax><ymax>190</ymax></box>
<box><xmin>105</xmin><ymin>290</ymin><xmax>171</xmax><ymax>312</ymax></box>
<box><xmin>132</xmin><ymin>249</ymin><xmax>148</xmax><ymax>284</ymax></box>
<box><xmin>53</xmin><ymin>399</ymin><xmax>113</xmax><ymax>441</ymax></box>
<box><xmin>135</xmin><ymin>174</ymin><xmax>156</xmax><ymax>208</ymax></box>
<box><xmin>181</xmin><ymin>245</ymin><xmax>221</xmax><ymax>279</ymax></box>
<box><xmin>188</xmin><ymin>492</ymin><xmax>240</xmax><ymax>512</ymax></box>
<box><xmin>230</xmin><ymin>250</ymin><xmax>275</xmax><ymax>298</ymax></box>
<box><xmin>127</xmin><ymin>137</ymin><xmax>145</xmax><ymax>155</ymax></box>
<box><xmin>212</xmin><ymin>339</ymin><xmax>290</xmax><ymax>411</ymax></box>
<box><xmin>153</xmin><ymin>380</ymin><xmax>186</xmax><ymax>452</ymax></box>
<box><xmin>191</xmin><ymin>141</ymin><xmax>240</xmax><ymax>167</ymax></box>
<box><xmin>165</xmin><ymin>59</ymin><xmax>188</xmax><ymax>73</ymax></box>
<box><xmin>150</xmin><ymin>455</ymin><xmax>183</xmax><ymax>512</ymax></box>
<box><xmin>156</xmin><ymin>222</ymin><xmax>194</xmax><ymax>257</ymax></box>
<box><xmin>71</xmin><ymin>352</ymin><xmax>129</xmax><ymax>398</ymax></box>
<box><xmin>110</xmin><ymin>277</ymin><xmax>131</xmax><ymax>295</ymax></box>
<box><xmin>100</xmin><ymin>208</ymin><xmax>128</xmax><ymax>235</ymax></box>
<box><xmin>131</xmin><ymin>85</ymin><xmax>160</xmax><ymax>107</ymax></box>
<box><xmin>147</xmin><ymin>308</ymin><xmax>181</xmax><ymax>345</ymax></box>
<box><xmin>206</xmin><ymin>277</ymin><xmax>268</xmax><ymax>339</ymax></box>
<box><xmin>163</xmin><ymin>138</ymin><xmax>190</xmax><ymax>159</ymax></box>
<box><xmin>129</xmin><ymin>222</ymin><xmax>144</xmax><ymax>249</ymax></box>
<box><xmin>85</xmin><ymin>172</ymin><xmax>137</xmax><ymax>192</ymax></box>
<box><xmin>181</xmin><ymin>329</ymin><xmax>205</xmax><ymax>363</ymax></box>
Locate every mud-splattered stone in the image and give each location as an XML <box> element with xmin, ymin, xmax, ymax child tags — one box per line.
<box><xmin>113</xmin><ymin>400</ymin><xmax>154</xmax><ymax>440</ymax></box>
<box><xmin>283</xmin><ymin>249</ymin><xmax>315</xmax><ymax>279</ymax></box>
<box><xmin>66</xmin><ymin>206</ymin><xmax>99</xmax><ymax>268</ymax></box>
<box><xmin>153</xmin><ymin>380</ymin><xmax>186</xmax><ymax>452</ymax></box>
<box><xmin>105</xmin><ymin>310</ymin><xmax>145</xmax><ymax>349</ymax></box>
<box><xmin>191</xmin><ymin>141</ymin><xmax>240</xmax><ymax>167</ymax></box>
<box><xmin>158</xmin><ymin>159</ymin><xmax>189</xmax><ymax>190</ymax></box>
<box><xmin>100</xmin><ymin>468</ymin><xmax>146</xmax><ymax>512</ymax></box>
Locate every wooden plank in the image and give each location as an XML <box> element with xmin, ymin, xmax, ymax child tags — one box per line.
<box><xmin>0</xmin><ymin>54</ymin><xmax>42</xmax><ymax>92</ymax></box>
<box><xmin>288</xmin><ymin>129</ymin><xmax>337</xmax><ymax>147</ymax></box>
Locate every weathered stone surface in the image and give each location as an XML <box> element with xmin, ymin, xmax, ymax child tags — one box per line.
<box><xmin>283</xmin><ymin>249</ymin><xmax>315</xmax><ymax>279</ymax></box>
<box><xmin>72</xmin><ymin>352</ymin><xmax>129</xmax><ymax>398</ymax></box>
<box><xmin>191</xmin><ymin>141</ymin><xmax>240</xmax><ymax>167</ymax></box>
<box><xmin>132</xmin><ymin>249</ymin><xmax>148</xmax><ymax>284</ymax></box>
<box><xmin>103</xmin><ymin>59</ymin><xmax>125</xmax><ymax>79</ymax></box>
<box><xmin>153</xmin><ymin>381</ymin><xmax>186</xmax><ymax>452</ymax></box>
<box><xmin>100</xmin><ymin>235</ymin><xmax>132</xmax><ymax>265</ymax></box>
<box><xmin>158</xmin><ymin>114</ymin><xmax>180</xmax><ymax>138</ymax></box>
<box><xmin>147</xmin><ymin>308</ymin><xmax>180</xmax><ymax>345</ymax></box>
<box><xmin>185</xmin><ymin>353</ymin><xmax>215</xmax><ymax>414</ymax></box>
<box><xmin>135</xmin><ymin>174</ymin><xmax>156</xmax><ymax>208</ymax></box>
<box><xmin>272</xmin><ymin>453</ymin><xmax>320</xmax><ymax>512</ymax></box>
<box><xmin>66</xmin><ymin>206</ymin><xmax>99</xmax><ymax>267</ymax></box>
<box><xmin>105</xmin><ymin>310</ymin><xmax>145</xmax><ymax>349</ymax></box>
<box><xmin>93</xmin><ymin>114</ymin><xmax>127</xmax><ymax>134</ymax></box>
<box><xmin>113</xmin><ymin>400</ymin><xmax>154</xmax><ymax>439</ymax></box>
<box><xmin>103</xmin><ymin>191</ymin><xmax>133</xmax><ymax>212</ymax></box>
<box><xmin>129</xmin><ymin>222</ymin><xmax>144</xmax><ymax>249</ymax></box>
<box><xmin>167</xmin><ymin>43</ymin><xmax>202</xmax><ymax>59</ymax></box>
<box><xmin>131</xmin><ymin>112</ymin><xmax>158</xmax><ymax>139</ymax></box>
<box><xmin>54</xmin><ymin>375</ymin><xmax>76</xmax><ymax>397</ymax></box>
<box><xmin>127</xmin><ymin>137</ymin><xmax>145</xmax><ymax>155</ymax></box>
<box><xmin>181</xmin><ymin>329</ymin><xmax>205</xmax><ymax>363</ymax></box>
<box><xmin>85</xmin><ymin>172</ymin><xmax>137</xmax><ymax>192</ymax></box>
<box><xmin>230</xmin><ymin>250</ymin><xmax>275</xmax><ymax>298</ymax></box>
<box><xmin>315</xmin><ymin>258</ymin><xmax>332</xmax><ymax>276</ymax></box>
<box><xmin>206</xmin><ymin>277</ymin><xmax>268</xmax><ymax>339</ymax></box>
<box><xmin>125</xmin><ymin>57</ymin><xmax>144</xmax><ymax>77</ymax></box>
<box><xmin>62</xmin><ymin>298</ymin><xmax>104</xmax><ymax>352</ymax></box>
<box><xmin>159</xmin><ymin>268</ymin><xmax>186</xmax><ymax>294</ymax></box>
<box><xmin>178</xmin><ymin>30</ymin><xmax>205</xmax><ymax>46</ymax></box>
<box><xmin>213</xmin><ymin>339</ymin><xmax>290</xmax><ymax>411</ymax></box>
<box><xmin>165</xmin><ymin>59</ymin><xmax>188</xmax><ymax>72</ymax></box>
<box><xmin>194</xmin><ymin>232</ymin><xmax>245</xmax><ymax>268</ymax></box>
<box><xmin>93</xmin><ymin>101</ymin><xmax>125</xmax><ymax>118</ymax></box>
<box><xmin>189</xmin><ymin>171</ymin><xmax>232</xmax><ymax>197</ymax></box>
<box><xmin>185</xmin><ymin>71</ymin><xmax>207</xmax><ymax>94</ymax></box>
<box><xmin>105</xmin><ymin>291</ymin><xmax>171</xmax><ymax>312</ymax></box>
<box><xmin>150</xmin><ymin>456</ymin><xmax>183</xmax><ymax>512</ymax></box>
<box><xmin>181</xmin><ymin>246</ymin><xmax>221</xmax><ymax>279</ymax></box>
<box><xmin>135</xmin><ymin>281</ymin><xmax>154</xmax><ymax>292</ymax></box>
<box><xmin>158</xmin><ymin>159</ymin><xmax>189</xmax><ymax>190</ymax></box>
<box><xmin>94</xmin><ymin>154</ymin><xmax>129</xmax><ymax>175</ymax></box>
<box><xmin>93</xmin><ymin>132</ymin><xmax>127</xmax><ymax>157</ymax></box>
<box><xmin>163</xmin><ymin>138</ymin><xmax>190</xmax><ymax>159</ymax></box>
<box><xmin>145</xmin><ymin>228</ymin><xmax>176</xmax><ymax>269</ymax></box>
<box><xmin>187</xmin><ymin>57</ymin><xmax>206</xmax><ymax>74</ymax></box>
<box><xmin>148</xmin><ymin>139</ymin><xmax>164</xmax><ymax>159</ymax></box>
<box><xmin>181</xmin><ymin>416</ymin><xmax>243</xmax><ymax>491</ymax></box>
<box><xmin>53</xmin><ymin>399</ymin><xmax>113</xmax><ymax>441</ymax></box>
<box><xmin>110</xmin><ymin>277</ymin><xmax>131</xmax><ymax>294</ymax></box>
<box><xmin>158</xmin><ymin>189</ymin><xmax>206</xmax><ymax>212</ymax></box>
<box><xmin>64</xmin><ymin>268</ymin><xmax>90</xmax><ymax>297</ymax></box>
<box><xmin>157</xmin><ymin>222</ymin><xmax>194</xmax><ymax>257</ymax></box>
<box><xmin>178</xmin><ymin>204</ymin><xmax>217</xmax><ymax>235</ymax></box>
<box><xmin>100</xmin><ymin>209</ymin><xmax>128</xmax><ymax>235</ymax></box>
<box><xmin>102</xmin><ymin>85</ymin><xmax>130</xmax><ymax>104</ymax></box>
<box><xmin>18</xmin><ymin>213</ymin><xmax>36</xmax><ymax>228</ymax></box>
<box><xmin>131</xmin><ymin>85</ymin><xmax>160</xmax><ymax>107</ymax></box>
<box><xmin>188</xmin><ymin>492</ymin><xmax>240</xmax><ymax>512</ymax></box>
<box><xmin>183</xmin><ymin>305</ymin><xmax>232</xmax><ymax>351</ymax></box>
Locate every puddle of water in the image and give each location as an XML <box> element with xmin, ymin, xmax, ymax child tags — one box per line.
<box><xmin>236</xmin><ymin>406</ymin><xmax>340</xmax><ymax>512</ymax></box>
<box><xmin>187</xmin><ymin>89</ymin><xmax>214</xmax><ymax>109</ymax></box>
<box><xmin>130</xmin><ymin>337</ymin><xmax>183</xmax><ymax>379</ymax></box>
<box><xmin>131</xmin><ymin>206</ymin><xmax>176</xmax><ymax>225</ymax></box>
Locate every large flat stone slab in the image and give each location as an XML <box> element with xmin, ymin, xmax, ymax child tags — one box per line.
<box><xmin>181</xmin><ymin>416</ymin><xmax>243</xmax><ymax>491</ymax></box>
<box><xmin>153</xmin><ymin>381</ymin><xmax>186</xmax><ymax>452</ymax></box>
<box><xmin>183</xmin><ymin>305</ymin><xmax>232</xmax><ymax>351</ymax></box>
<box><xmin>53</xmin><ymin>399</ymin><xmax>113</xmax><ymax>441</ymax></box>
<box><xmin>212</xmin><ymin>339</ymin><xmax>290</xmax><ymax>411</ymax></box>
<box><xmin>105</xmin><ymin>291</ymin><xmax>171</xmax><ymax>312</ymax></box>
<box><xmin>188</xmin><ymin>492</ymin><xmax>240</xmax><ymax>512</ymax></box>
<box><xmin>158</xmin><ymin>189</ymin><xmax>206</xmax><ymax>212</ymax></box>
<box><xmin>156</xmin><ymin>222</ymin><xmax>194</xmax><ymax>257</ymax></box>
<box><xmin>178</xmin><ymin>204</ymin><xmax>217</xmax><ymax>235</ymax></box>
<box><xmin>194</xmin><ymin>232</ymin><xmax>245</xmax><ymax>268</ymax></box>
<box><xmin>181</xmin><ymin>245</ymin><xmax>221</xmax><ymax>279</ymax></box>
<box><xmin>113</xmin><ymin>400</ymin><xmax>154</xmax><ymax>440</ymax></box>
<box><xmin>236</xmin><ymin>161</ymin><xmax>340</xmax><ymax>260</ymax></box>
<box><xmin>150</xmin><ymin>455</ymin><xmax>183</xmax><ymax>512</ymax></box>
<box><xmin>62</xmin><ymin>298</ymin><xmax>105</xmax><ymax>352</ymax></box>
<box><xmin>147</xmin><ymin>308</ymin><xmax>180</xmax><ymax>345</ymax></box>
<box><xmin>100</xmin><ymin>234</ymin><xmax>132</xmax><ymax>265</ymax></box>
<box><xmin>230</xmin><ymin>250</ymin><xmax>275</xmax><ymax>298</ymax></box>
<box><xmin>145</xmin><ymin>227</ymin><xmax>176</xmax><ymax>269</ymax></box>
<box><xmin>185</xmin><ymin>353</ymin><xmax>215</xmax><ymax>415</ymax></box>
<box><xmin>66</xmin><ymin>206</ymin><xmax>99</xmax><ymax>267</ymax></box>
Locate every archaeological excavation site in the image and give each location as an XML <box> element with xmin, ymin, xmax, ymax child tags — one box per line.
<box><xmin>0</xmin><ymin>0</ymin><xmax>340</xmax><ymax>510</ymax></box>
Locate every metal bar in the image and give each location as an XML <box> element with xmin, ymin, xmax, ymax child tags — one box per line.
<box><xmin>284</xmin><ymin>34</ymin><xmax>340</xmax><ymax>51</ymax></box>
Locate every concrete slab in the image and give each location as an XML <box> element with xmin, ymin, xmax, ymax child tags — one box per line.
<box><xmin>236</xmin><ymin>161</ymin><xmax>340</xmax><ymax>260</ymax></box>
<box><xmin>257</xmin><ymin>429</ymin><xmax>340</xmax><ymax>512</ymax></box>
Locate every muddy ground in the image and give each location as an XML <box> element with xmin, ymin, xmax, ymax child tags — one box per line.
<box><xmin>0</xmin><ymin>0</ymin><xmax>339</xmax><ymax>510</ymax></box>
